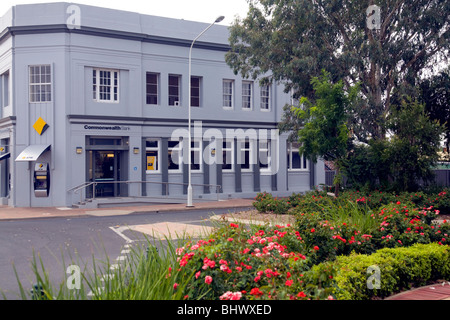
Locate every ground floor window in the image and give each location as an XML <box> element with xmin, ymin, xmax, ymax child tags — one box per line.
<box><xmin>146</xmin><ymin>139</ymin><xmax>160</xmax><ymax>172</ymax></box>
<box><xmin>222</xmin><ymin>140</ymin><xmax>234</xmax><ymax>172</ymax></box>
<box><xmin>287</xmin><ymin>142</ymin><xmax>308</xmax><ymax>170</ymax></box>
<box><xmin>190</xmin><ymin>140</ymin><xmax>202</xmax><ymax>172</ymax></box>
<box><xmin>259</xmin><ymin>140</ymin><xmax>271</xmax><ymax>173</ymax></box>
<box><xmin>168</xmin><ymin>139</ymin><xmax>182</xmax><ymax>172</ymax></box>
<box><xmin>239</xmin><ymin>139</ymin><xmax>253</xmax><ymax>172</ymax></box>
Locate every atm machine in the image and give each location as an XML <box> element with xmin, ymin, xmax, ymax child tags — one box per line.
<box><xmin>34</xmin><ymin>163</ymin><xmax>50</xmax><ymax>197</ymax></box>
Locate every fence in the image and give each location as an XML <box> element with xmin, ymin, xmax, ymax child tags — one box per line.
<box><xmin>325</xmin><ymin>170</ymin><xmax>335</xmax><ymax>187</ymax></box>
<box><xmin>324</xmin><ymin>170</ymin><xmax>450</xmax><ymax>188</ymax></box>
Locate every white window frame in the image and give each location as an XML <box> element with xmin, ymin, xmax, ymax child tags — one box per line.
<box><xmin>259</xmin><ymin>140</ymin><xmax>272</xmax><ymax>174</ymax></box>
<box><xmin>190</xmin><ymin>139</ymin><xmax>203</xmax><ymax>172</ymax></box>
<box><xmin>223</xmin><ymin>79</ymin><xmax>234</xmax><ymax>109</ymax></box>
<box><xmin>239</xmin><ymin>139</ymin><xmax>254</xmax><ymax>172</ymax></box>
<box><xmin>1</xmin><ymin>70</ymin><xmax>10</xmax><ymax>108</ymax></box>
<box><xmin>190</xmin><ymin>76</ymin><xmax>201</xmax><ymax>107</ymax></box>
<box><xmin>93</xmin><ymin>68</ymin><xmax>119</xmax><ymax>103</ymax></box>
<box><xmin>260</xmin><ymin>84</ymin><xmax>271</xmax><ymax>111</ymax></box>
<box><xmin>242</xmin><ymin>81</ymin><xmax>253</xmax><ymax>110</ymax></box>
<box><xmin>29</xmin><ymin>65</ymin><xmax>52</xmax><ymax>103</ymax></box>
<box><xmin>169</xmin><ymin>74</ymin><xmax>181</xmax><ymax>106</ymax></box>
<box><xmin>146</xmin><ymin>139</ymin><xmax>161</xmax><ymax>174</ymax></box>
<box><xmin>222</xmin><ymin>139</ymin><xmax>234</xmax><ymax>172</ymax></box>
<box><xmin>168</xmin><ymin>139</ymin><xmax>183</xmax><ymax>173</ymax></box>
<box><xmin>146</xmin><ymin>72</ymin><xmax>159</xmax><ymax>105</ymax></box>
<box><xmin>287</xmin><ymin>143</ymin><xmax>309</xmax><ymax>171</ymax></box>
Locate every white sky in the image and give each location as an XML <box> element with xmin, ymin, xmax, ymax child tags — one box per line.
<box><xmin>0</xmin><ymin>0</ymin><xmax>250</xmax><ymax>25</ymax></box>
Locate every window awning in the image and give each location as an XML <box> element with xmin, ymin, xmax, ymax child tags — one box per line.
<box><xmin>15</xmin><ymin>145</ymin><xmax>51</xmax><ymax>162</ymax></box>
<box><xmin>0</xmin><ymin>153</ymin><xmax>10</xmax><ymax>161</ymax></box>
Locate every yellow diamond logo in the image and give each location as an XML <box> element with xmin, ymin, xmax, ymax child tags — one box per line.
<box><xmin>33</xmin><ymin>117</ymin><xmax>49</xmax><ymax>136</ymax></box>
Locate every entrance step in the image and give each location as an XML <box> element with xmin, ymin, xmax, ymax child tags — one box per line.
<box><xmin>96</xmin><ymin>197</ymin><xmax>185</xmax><ymax>208</ymax></box>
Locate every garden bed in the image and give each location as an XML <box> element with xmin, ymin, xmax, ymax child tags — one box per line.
<box><xmin>20</xmin><ymin>189</ymin><xmax>450</xmax><ymax>301</ymax></box>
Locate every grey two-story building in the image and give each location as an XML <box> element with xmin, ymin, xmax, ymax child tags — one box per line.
<box><xmin>0</xmin><ymin>2</ymin><xmax>325</xmax><ymax>208</ymax></box>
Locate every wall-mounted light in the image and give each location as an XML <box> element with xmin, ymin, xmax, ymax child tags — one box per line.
<box><xmin>133</xmin><ymin>147</ymin><xmax>140</xmax><ymax>154</ymax></box>
<box><xmin>76</xmin><ymin>147</ymin><xmax>83</xmax><ymax>154</ymax></box>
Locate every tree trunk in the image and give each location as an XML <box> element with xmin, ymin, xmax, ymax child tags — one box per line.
<box><xmin>334</xmin><ymin>167</ymin><xmax>340</xmax><ymax>197</ymax></box>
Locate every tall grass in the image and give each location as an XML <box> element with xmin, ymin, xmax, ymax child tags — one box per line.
<box><xmin>319</xmin><ymin>198</ymin><xmax>379</xmax><ymax>234</ymax></box>
<box><xmin>8</xmin><ymin>235</ymin><xmax>194</xmax><ymax>300</ymax></box>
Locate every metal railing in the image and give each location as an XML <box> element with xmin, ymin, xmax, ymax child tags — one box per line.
<box><xmin>68</xmin><ymin>180</ymin><xmax>223</xmax><ymax>206</ymax></box>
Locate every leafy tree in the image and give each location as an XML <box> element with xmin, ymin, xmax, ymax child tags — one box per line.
<box><xmin>342</xmin><ymin>98</ymin><xmax>444</xmax><ymax>192</ymax></box>
<box><xmin>385</xmin><ymin>98</ymin><xmax>444</xmax><ymax>191</ymax></box>
<box><xmin>226</xmin><ymin>0</ymin><xmax>450</xmax><ymax>142</ymax></box>
<box><xmin>294</xmin><ymin>71</ymin><xmax>360</xmax><ymax>196</ymax></box>
<box><xmin>340</xmin><ymin>141</ymin><xmax>389</xmax><ymax>191</ymax></box>
<box><xmin>419</xmin><ymin>68</ymin><xmax>450</xmax><ymax>152</ymax></box>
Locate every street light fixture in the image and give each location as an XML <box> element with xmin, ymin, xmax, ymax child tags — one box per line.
<box><xmin>187</xmin><ymin>16</ymin><xmax>225</xmax><ymax>207</ymax></box>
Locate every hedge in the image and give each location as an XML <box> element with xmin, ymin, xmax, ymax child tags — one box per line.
<box><xmin>313</xmin><ymin>243</ymin><xmax>450</xmax><ymax>300</ymax></box>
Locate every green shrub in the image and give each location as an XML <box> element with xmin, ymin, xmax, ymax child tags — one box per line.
<box><xmin>287</xmin><ymin>191</ymin><xmax>333</xmax><ymax>214</ymax></box>
<box><xmin>253</xmin><ymin>192</ymin><xmax>290</xmax><ymax>215</ymax></box>
<box><xmin>320</xmin><ymin>243</ymin><xmax>450</xmax><ymax>300</ymax></box>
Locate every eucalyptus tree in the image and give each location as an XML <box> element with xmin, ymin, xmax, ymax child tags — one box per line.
<box><xmin>226</xmin><ymin>0</ymin><xmax>450</xmax><ymax>142</ymax></box>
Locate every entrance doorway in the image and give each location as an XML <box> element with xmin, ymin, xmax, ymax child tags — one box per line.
<box><xmin>86</xmin><ymin>137</ymin><xmax>129</xmax><ymax>198</ymax></box>
<box><xmin>93</xmin><ymin>151</ymin><xmax>120</xmax><ymax>197</ymax></box>
<box><xmin>0</xmin><ymin>138</ymin><xmax>10</xmax><ymax>199</ymax></box>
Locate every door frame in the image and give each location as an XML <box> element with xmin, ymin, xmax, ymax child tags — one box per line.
<box><xmin>85</xmin><ymin>136</ymin><xmax>129</xmax><ymax>198</ymax></box>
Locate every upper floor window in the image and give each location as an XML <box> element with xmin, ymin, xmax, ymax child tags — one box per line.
<box><xmin>169</xmin><ymin>75</ymin><xmax>181</xmax><ymax>106</ymax></box>
<box><xmin>0</xmin><ymin>71</ymin><xmax>10</xmax><ymax>108</ymax></box>
<box><xmin>223</xmin><ymin>80</ymin><xmax>234</xmax><ymax>109</ymax></box>
<box><xmin>29</xmin><ymin>65</ymin><xmax>52</xmax><ymax>103</ymax></box>
<box><xmin>242</xmin><ymin>81</ymin><xmax>253</xmax><ymax>110</ymax></box>
<box><xmin>260</xmin><ymin>85</ymin><xmax>271</xmax><ymax>111</ymax></box>
<box><xmin>93</xmin><ymin>69</ymin><xmax>119</xmax><ymax>103</ymax></box>
<box><xmin>191</xmin><ymin>76</ymin><xmax>201</xmax><ymax>107</ymax></box>
<box><xmin>146</xmin><ymin>73</ymin><xmax>159</xmax><ymax>105</ymax></box>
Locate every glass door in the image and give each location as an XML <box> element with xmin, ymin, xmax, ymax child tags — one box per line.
<box><xmin>92</xmin><ymin>151</ymin><xmax>121</xmax><ymax>197</ymax></box>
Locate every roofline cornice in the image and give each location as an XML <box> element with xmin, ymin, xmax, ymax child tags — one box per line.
<box><xmin>0</xmin><ymin>24</ymin><xmax>231</xmax><ymax>52</ymax></box>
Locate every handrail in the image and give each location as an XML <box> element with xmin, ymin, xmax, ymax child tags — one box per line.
<box><xmin>68</xmin><ymin>180</ymin><xmax>223</xmax><ymax>205</ymax></box>
<box><xmin>67</xmin><ymin>181</ymin><xmax>93</xmax><ymax>193</ymax></box>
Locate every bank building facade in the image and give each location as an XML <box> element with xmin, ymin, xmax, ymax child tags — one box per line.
<box><xmin>0</xmin><ymin>3</ymin><xmax>325</xmax><ymax>208</ymax></box>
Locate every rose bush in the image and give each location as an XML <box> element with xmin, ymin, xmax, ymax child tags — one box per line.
<box><xmin>176</xmin><ymin>222</ymin><xmax>336</xmax><ymax>300</ymax></box>
<box><xmin>298</xmin><ymin>200</ymin><xmax>448</xmax><ymax>259</ymax></box>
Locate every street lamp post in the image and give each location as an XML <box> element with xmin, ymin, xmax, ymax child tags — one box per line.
<box><xmin>187</xmin><ymin>16</ymin><xmax>225</xmax><ymax>207</ymax></box>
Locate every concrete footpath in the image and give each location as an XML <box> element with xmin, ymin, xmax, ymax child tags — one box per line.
<box><xmin>0</xmin><ymin>199</ymin><xmax>255</xmax><ymax>221</ymax></box>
